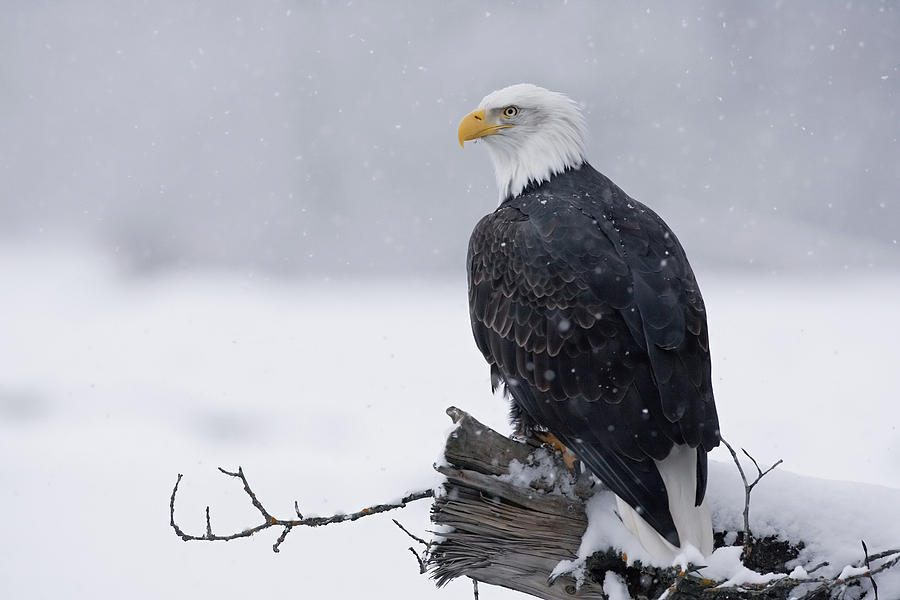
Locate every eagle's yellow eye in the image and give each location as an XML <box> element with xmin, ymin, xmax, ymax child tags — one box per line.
<box><xmin>502</xmin><ymin>106</ymin><xmax>519</xmax><ymax>118</ymax></box>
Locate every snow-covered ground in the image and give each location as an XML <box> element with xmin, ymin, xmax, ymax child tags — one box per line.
<box><xmin>1</xmin><ymin>245</ymin><xmax>898</xmax><ymax>599</ymax></box>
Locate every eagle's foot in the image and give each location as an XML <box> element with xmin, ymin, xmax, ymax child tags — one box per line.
<box><xmin>511</xmin><ymin>422</ymin><xmax>542</xmax><ymax>446</ymax></box>
<box><xmin>535</xmin><ymin>431</ymin><xmax>577</xmax><ymax>471</ymax></box>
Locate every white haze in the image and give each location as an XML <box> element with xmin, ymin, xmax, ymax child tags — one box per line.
<box><xmin>1</xmin><ymin>1</ymin><xmax>898</xmax><ymax>276</ymax></box>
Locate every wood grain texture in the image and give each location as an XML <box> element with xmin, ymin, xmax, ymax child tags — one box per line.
<box><xmin>430</xmin><ymin>407</ymin><xmax>605</xmax><ymax>599</ymax></box>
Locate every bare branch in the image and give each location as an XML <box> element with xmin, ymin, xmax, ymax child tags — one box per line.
<box><xmin>807</xmin><ymin>561</ymin><xmax>830</xmax><ymax>574</ymax></box>
<box><xmin>720</xmin><ymin>438</ymin><xmax>751</xmax><ymax>550</ymax></box>
<box><xmin>795</xmin><ymin>548</ymin><xmax>900</xmax><ymax>599</ymax></box>
<box><xmin>393</xmin><ymin>519</ymin><xmax>431</xmax><ymax>574</ymax></box>
<box><xmin>169</xmin><ymin>474</ymin><xmax>185</xmax><ymax>532</ymax></box>
<box><xmin>273</xmin><ymin>524</ymin><xmax>293</xmax><ymax>552</ymax></box>
<box><xmin>741</xmin><ymin>447</ymin><xmax>764</xmax><ymax>480</ymax></box>
<box><xmin>170</xmin><ymin>467</ymin><xmax>434</xmax><ymax>553</ymax></box>
<box><xmin>217</xmin><ymin>467</ymin><xmax>273</xmax><ymax>522</ymax></box>
<box><xmin>861</xmin><ymin>540</ymin><xmax>879</xmax><ymax>600</ymax></box>
<box><xmin>721</xmin><ymin>437</ymin><xmax>782</xmax><ymax>554</ymax></box>
<box><xmin>860</xmin><ymin>549</ymin><xmax>900</xmax><ymax>563</ymax></box>
<box><xmin>407</xmin><ymin>547</ymin><xmax>427</xmax><ymax>574</ymax></box>
<box><xmin>746</xmin><ymin>455</ymin><xmax>784</xmax><ymax>494</ymax></box>
<box><xmin>392</xmin><ymin>518</ymin><xmax>429</xmax><ymax>548</ymax></box>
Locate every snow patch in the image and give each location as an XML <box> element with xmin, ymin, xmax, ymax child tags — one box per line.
<box><xmin>602</xmin><ymin>571</ymin><xmax>633</xmax><ymax>600</ymax></box>
<box><xmin>561</xmin><ymin>461</ymin><xmax>900</xmax><ymax>596</ymax></box>
<box><xmin>788</xmin><ymin>565</ymin><xmax>809</xmax><ymax>579</ymax></box>
<box><xmin>434</xmin><ymin>418</ymin><xmax>463</xmax><ymax>469</ymax></box>
<box><xmin>837</xmin><ymin>565</ymin><xmax>870</xmax><ymax>581</ymax></box>
<box><xmin>699</xmin><ymin>546</ymin><xmax>785</xmax><ymax>588</ymax></box>
<box><xmin>497</xmin><ymin>448</ymin><xmax>576</xmax><ymax>497</ymax></box>
<box><xmin>549</xmin><ymin>558</ymin><xmax>586</xmax><ymax>588</ymax></box>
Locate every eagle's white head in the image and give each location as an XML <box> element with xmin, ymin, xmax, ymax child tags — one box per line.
<box><xmin>458</xmin><ymin>83</ymin><xmax>587</xmax><ymax>201</ymax></box>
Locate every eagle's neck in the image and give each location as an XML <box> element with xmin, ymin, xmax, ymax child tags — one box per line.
<box><xmin>484</xmin><ymin>122</ymin><xmax>586</xmax><ymax>202</ymax></box>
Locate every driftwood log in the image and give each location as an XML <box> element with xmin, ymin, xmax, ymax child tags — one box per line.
<box><xmin>426</xmin><ymin>407</ymin><xmax>896</xmax><ymax>600</ymax></box>
<box><xmin>430</xmin><ymin>406</ymin><xmax>602</xmax><ymax>598</ymax></box>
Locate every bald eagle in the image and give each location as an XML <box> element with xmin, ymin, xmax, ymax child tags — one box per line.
<box><xmin>458</xmin><ymin>84</ymin><xmax>720</xmax><ymax>563</ymax></box>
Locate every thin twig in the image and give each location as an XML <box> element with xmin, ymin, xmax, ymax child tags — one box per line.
<box><xmin>862</xmin><ymin>540</ymin><xmax>879</xmax><ymax>600</ymax></box>
<box><xmin>860</xmin><ymin>549</ymin><xmax>900</xmax><ymax>563</ymax></box>
<box><xmin>720</xmin><ymin>439</ymin><xmax>750</xmax><ymax>535</ymax></box>
<box><xmin>273</xmin><ymin>525</ymin><xmax>293</xmax><ymax>552</ymax></box>
<box><xmin>392</xmin><ymin>518</ymin><xmax>430</xmax><ymax>548</ymax></box>
<box><xmin>393</xmin><ymin>519</ymin><xmax>432</xmax><ymax>574</ymax></box>
<box><xmin>807</xmin><ymin>561</ymin><xmax>830</xmax><ymax>574</ymax></box>
<box><xmin>796</xmin><ymin>549</ymin><xmax>900</xmax><ymax>599</ymax></box>
<box><xmin>742</xmin><ymin>448</ymin><xmax>784</xmax><ymax>493</ymax></box>
<box><xmin>170</xmin><ymin>467</ymin><xmax>435</xmax><ymax>553</ymax></box>
<box><xmin>742</xmin><ymin>448</ymin><xmax>765</xmax><ymax>479</ymax></box>
<box><xmin>217</xmin><ymin>467</ymin><xmax>273</xmax><ymax>522</ymax></box>
<box><xmin>721</xmin><ymin>437</ymin><xmax>782</xmax><ymax>553</ymax></box>
<box><xmin>407</xmin><ymin>547</ymin><xmax>427</xmax><ymax>574</ymax></box>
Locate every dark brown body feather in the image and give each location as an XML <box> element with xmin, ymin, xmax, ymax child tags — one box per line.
<box><xmin>467</xmin><ymin>163</ymin><xmax>720</xmax><ymax>546</ymax></box>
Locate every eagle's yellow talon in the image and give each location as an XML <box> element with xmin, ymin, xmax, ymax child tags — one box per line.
<box><xmin>535</xmin><ymin>432</ymin><xmax>577</xmax><ymax>470</ymax></box>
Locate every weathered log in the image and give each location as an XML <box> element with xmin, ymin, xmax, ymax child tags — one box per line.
<box><xmin>425</xmin><ymin>407</ymin><xmax>849</xmax><ymax>600</ymax></box>
<box><xmin>430</xmin><ymin>407</ymin><xmax>604</xmax><ymax>599</ymax></box>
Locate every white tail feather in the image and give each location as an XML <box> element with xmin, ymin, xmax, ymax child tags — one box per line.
<box><xmin>616</xmin><ymin>445</ymin><xmax>713</xmax><ymax>564</ymax></box>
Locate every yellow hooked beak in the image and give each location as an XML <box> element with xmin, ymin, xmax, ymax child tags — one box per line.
<box><xmin>457</xmin><ymin>108</ymin><xmax>513</xmax><ymax>147</ymax></box>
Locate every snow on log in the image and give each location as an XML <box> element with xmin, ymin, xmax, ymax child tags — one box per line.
<box><xmin>427</xmin><ymin>407</ymin><xmax>900</xmax><ymax>600</ymax></box>
<box><xmin>430</xmin><ymin>408</ymin><xmax>600</xmax><ymax>598</ymax></box>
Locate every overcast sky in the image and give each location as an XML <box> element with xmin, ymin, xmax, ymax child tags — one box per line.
<box><xmin>1</xmin><ymin>0</ymin><xmax>898</xmax><ymax>277</ymax></box>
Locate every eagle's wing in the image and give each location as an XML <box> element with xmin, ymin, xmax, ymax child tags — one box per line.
<box><xmin>467</xmin><ymin>193</ymin><xmax>718</xmax><ymax>546</ymax></box>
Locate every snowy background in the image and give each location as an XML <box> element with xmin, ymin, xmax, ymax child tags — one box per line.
<box><xmin>1</xmin><ymin>1</ymin><xmax>898</xmax><ymax>598</ymax></box>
